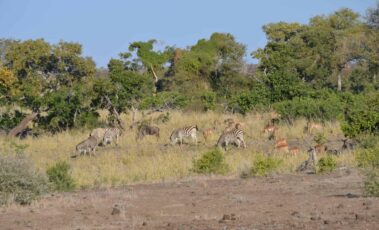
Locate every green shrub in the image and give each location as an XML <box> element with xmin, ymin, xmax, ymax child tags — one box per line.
<box><xmin>46</xmin><ymin>161</ymin><xmax>76</xmax><ymax>192</ymax></box>
<box><xmin>273</xmin><ymin>93</ymin><xmax>344</xmax><ymax>122</ymax></box>
<box><xmin>248</xmin><ymin>154</ymin><xmax>282</xmax><ymax>177</ymax></box>
<box><xmin>0</xmin><ymin>110</ymin><xmax>25</xmax><ymax>132</ymax></box>
<box><xmin>200</xmin><ymin>91</ymin><xmax>216</xmax><ymax>111</ymax></box>
<box><xmin>317</xmin><ymin>155</ymin><xmax>337</xmax><ymax>174</ymax></box>
<box><xmin>314</xmin><ymin>133</ymin><xmax>327</xmax><ymax>145</ymax></box>
<box><xmin>364</xmin><ymin>170</ymin><xmax>379</xmax><ymax>197</ymax></box>
<box><xmin>341</xmin><ymin>92</ymin><xmax>379</xmax><ymax>138</ymax></box>
<box><xmin>356</xmin><ymin>148</ymin><xmax>379</xmax><ymax>169</ymax></box>
<box><xmin>356</xmin><ymin>135</ymin><xmax>379</xmax><ymax>149</ymax></box>
<box><xmin>193</xmin><ymin>149</ymin><xmax>229</xmax><ymax>175</ymax></box>
<box><xmin>0</xmin><ymin>156</ymin><xmax>49</xmax><ymax>205</ymax></box>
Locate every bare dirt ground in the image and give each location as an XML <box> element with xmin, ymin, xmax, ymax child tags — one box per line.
<box><xmin>1</xmin><ymin>168</ymin><xmax>378</xmax><ymax>230</ymax></box>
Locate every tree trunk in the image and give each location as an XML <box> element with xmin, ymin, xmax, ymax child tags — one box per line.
<box><xmin>104</xmin><ymin>96</ymin><xmax>125</xmax><ymax>130</ymax></box>
<box><xmin>7</xmin><ymin>113</ymin><xmax>37</xmax><ymax>137</ymax></box>
<box><xmin>337</xmin><ymin>73</ymin><xmax>342</xmax><ymax>91</ymax></box>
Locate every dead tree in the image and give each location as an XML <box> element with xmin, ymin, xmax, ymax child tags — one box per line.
<box><xmin>104</xmin><ymin>96</ymin><xmax>125</xmax><ymax>130</ymax></box>
<box><xmin>7</xmin><ymin>113</ymin><xmax>37</xmax><ymax>137</ymax></box>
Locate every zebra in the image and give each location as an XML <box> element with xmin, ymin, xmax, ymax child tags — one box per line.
<box><xmin>137</xmin><ymin>125</ymin><xmax>160</xmax><ymax>140</ymax></box>
<box><xmin>217</xmin><ymin>127</ymin><xmax>246</xmax><ymax>150</ymax></box>
<box><xmin>90</xmin><ymin>128</ymin><xmax>107</xmax><ymax>145</ymax></box>
<box><xmin>102</xmin><ymin>127</ymin><xmax>121</xmax><ymax>146</ymax></box>
<box><xmin>73</xmin><ymin>135</ymin><xmax>98</xmax><ymax>157</ymax></box>
<box><xmin>170</xmin><ymin>125</ymin><xmax>199</xmax><ymax>147</ymax></box>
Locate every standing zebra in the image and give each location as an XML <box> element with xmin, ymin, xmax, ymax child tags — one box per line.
<box><xmin>217</xmin><ymin>127</ymin><xmax>246</xmax><ymax>150</ymax></box>
<box><xmin>102</xmin><ymin>127</ymin><xmax>121</xmax><ymax>146</ymax></box>
<box><xmin>170</xmin><ymin>125</ymin><xmax>199</xmax><ymax>147</ymax></box>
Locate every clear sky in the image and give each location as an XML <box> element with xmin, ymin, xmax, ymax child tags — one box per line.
<box><xmin>0</xmin><ymin>0</ymin><xmax>377</xmax><ymax>67</ymax></box>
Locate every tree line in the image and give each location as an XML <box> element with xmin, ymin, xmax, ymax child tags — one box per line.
<box><xmin>0</xmin><ymin>5</ymin><xmax>378</xmax><ymax>137</ymax></box>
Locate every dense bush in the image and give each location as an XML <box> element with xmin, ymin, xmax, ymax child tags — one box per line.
<box><xmin>200</xmin><ymin>91</ymin><xmax>216</xmax><ymax>111</ymax></box>
<box><xmin>356</xmin><ymin>148</ymin><xmax>379</xmax><ymax>169</ymax></box>
<box><xmin>317</xmin><ymin>155</ymin><xmax>337</xmax><ymax>174</ymax></box>
<box><xmin>46</xmin><ymin>161</ymin><xmax>76</xmax><ymax>192</ymax></box>
<box><xmin>0</xmin><ymin>156</ymin><xmax>48</xmax><ymax>205</ymax></box>
<box><xmin>139</xmin><ymin>92</ymin><xmax>188</xmax><ymax>110</ymax></box>
<box><xmin>193</xmin><ymin>149</ymin><xmax>229</xmax><ymax>175</ymax></box>
<box><xmin>273</xmin><ymin>93</ymin><xmax>344</xmax><ymax>122</ymax></box>
<box><xmin>341</xmin><ymin>92</ymin><xmax>379</xmax><ymax>138</ymax></box>
<box><xmin>364</xmin><ymin>170</ymin><xmax>379</xmax><ymax>197</ymax></box>
<box><xmin>247</xmin><ymin>154</ymin><xmax>282</xmax><ymax>177</ymax></box>
<box><xmin>0</xmin><ymin>110</ymin><xmax>25</xmax><ymax>132</ymax></box>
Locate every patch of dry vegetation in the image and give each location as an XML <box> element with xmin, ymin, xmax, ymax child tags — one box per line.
<box><xmin>0</xmin><ymin>111</ymin><xmax>354</xmax><ymax>189</ymax></box>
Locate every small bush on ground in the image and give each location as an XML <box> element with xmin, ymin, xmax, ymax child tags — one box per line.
<box><xmin>356</xmin><ymin>148</ymin><xmax>379</xmax><ymax>169</ymax></box>
<box><xmin>193</xmin><ymin>149</ymin><xmax>229</xmax><ymax>175</ymax></box>
<box><xmin>355</xmin><ymin>146</ymin><xmax>379</xmax><ymax>197</ymax></box>
<box><xmin>364</xmin><ymin>170</ymin><xmax>379</xmax><ymax>197</ymax></box>
<box><xmin>0</xmin><ymin>156</ymin><xmax>49</xmax><ymax>205</ymax></box>
<box><xmin>247</xmin><ymin>154</ymin><xmax>282</xmax><ymax>177</ymax></box>
<box><xmin>317</xmin><ymin>155</ymin><xmax>337</xmax><ymax>174</ymax></box>
<box><xmin>46</xmin><ymin>161</ymin><xmax>76</xmax><ymax>192</ymax></box>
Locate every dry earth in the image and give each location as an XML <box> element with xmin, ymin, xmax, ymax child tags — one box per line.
<box><xmin>1</xmin><ymin>168</ymin><xmax>378</xmax><ymax>230</ymax></box>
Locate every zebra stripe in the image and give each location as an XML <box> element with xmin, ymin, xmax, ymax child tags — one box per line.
<box><xmin>170</xmin><ymin>125</ymin><xmax>199</xmax><ymax>145</ymax></box>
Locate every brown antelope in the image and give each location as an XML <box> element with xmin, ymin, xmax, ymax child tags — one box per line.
<box><xmin>223</xmin><ymin>122</ymin><xmax>242</xmax><ymax>134</ymax></box>
<box><xmin>289</xmin><ymin>146</ymin><xmax>300</xmax><ymax>155</ymax></box>
<box><xmin>202</xmin><ymin>127</ymin><xmax>216</xmax><ymax>142</ymax></box>
<box><xmin>263</xmin><ymin>124</ymin><xmax>278</xmax><ymax>135</ymax></box>
<box><xmin>306</xmin><ymin>121</ymin><xmax>323</xmax><ymax>134</ymax></box>
<box><xmin>275</xmin><ymin>138</ymin><xmax>289</xmax><ymax>153</ymax></box>
<box><xmin>314</xmin><ymin>144</ymin><xmax>327</xmax><ymax>153</ymax></box>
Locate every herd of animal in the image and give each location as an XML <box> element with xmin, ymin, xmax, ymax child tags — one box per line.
<box><xmin>73</xmin><ymin>114</ymin><xmax>353</xmax><ymax>157</ymax></box>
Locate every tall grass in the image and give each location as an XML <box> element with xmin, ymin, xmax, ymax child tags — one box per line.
<box><xmin>0</xmin><ymin>111</ymin><xmax>353</xmax><ymax>189</ymax></box>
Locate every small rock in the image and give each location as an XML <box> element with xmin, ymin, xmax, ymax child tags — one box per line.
<box><xmin>324</xmin><ymin>220</ymin><xmax>330</xmax><ymax>225</ymax></box>
<box><xmin>363</xmin><ymin>201</ymin><xmax>372</xmax><ymax>206</ymax></box>
<box><xmin>142</xmin><ymin>221</ymin><xmax>147</xmax><ymax>226</ymax></box>
<box><xmin>337</xmin><ymin>204</ymin><xmax>344</xmax><ymax>209</ymax></box>
<box><xmin>222</xmin><ymin>214</ymin><xmax>231</xmax><ymax>221</ymax></box>
<box><xmin>355</xmin><ymin>214</ymin><xmax>364</xmax><ymax>220</ymax></box>
<box><xmin>111</xmin><ymin>206</ymin><xmax>121</xmax><ymax>215</ymax></box>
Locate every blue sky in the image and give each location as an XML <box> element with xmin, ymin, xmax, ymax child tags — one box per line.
<box><xmin>0</xmin><ymin>0</ymin><xmax>376</xmax><ymax>67</ymax></box>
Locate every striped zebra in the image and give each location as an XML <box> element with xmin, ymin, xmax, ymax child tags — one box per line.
<box><xmin>73</xmin><ymin>135</ymin><xmax>98</xmax><ymax>157</ymax></box>
<box><xmin>170</xmin><ymin>125</ymin><xmax>199</xmax><ymax>146</ymax></box>
<box><xmin>217</xmin><ymin>127</ymin><xmax>246</xmax><ymax>150</ymax></box>
<box><xmin>102</xmin><ymin>127</ymin><xmax>121</xmax><ymax>146</ymax></box>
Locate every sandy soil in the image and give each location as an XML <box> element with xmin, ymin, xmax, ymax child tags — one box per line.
<box><xmin>1</xmin><ymin>168</ymin><xmax>378</xmax><ymax>230</ymax></box>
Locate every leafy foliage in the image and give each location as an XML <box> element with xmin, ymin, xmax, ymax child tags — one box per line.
<box><xmin>0</xmin><ymin>156</ymin><xmax>48</xmax><ymax>205</ymax></box>
<box><xmin>193</xmin><ymin>149</ymin><xmax>229</xmax><ymax>175</ymax></box>
<box><xmin>317</xmin><ymin>156</ymin><xmax>337</xmax><ymax>174</ymax></box>
<box><xmin>248</xmin><ymin>154</ymin><xmax>282</xmax><ymax>177</ymax></box>
<box><xmin>46</xmin><ymin>161</ymin><xmax>76</xmax><ymax>192</ymax></box>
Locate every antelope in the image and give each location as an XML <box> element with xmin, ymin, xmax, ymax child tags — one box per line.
<box><xmin>74</xmin><ymin>136</ymin><xmax>98</xmax><ymax>157</ymax></box>
<box><xmin>275</xmin><ymin>138</ymin><xmax>289</xmax><ymax>153</ymax></box>
<box><xmin>137</xmin><ymin>125</ymin><xmax>160</xmax><ymax>140</ymax></box>
<box><xmin>314</xmin><ymin>144</ymin><xmax>327</xmax><ymax>153</ymax></box>
<box><xmin>289</xmin><ymin>146</ymin><xmax>300</xmax><ymax>155</ymax></box>
<box><xmin>306</xmin><ymin>121</ymin><xmax>323</xmax><ymax>134</ymax></box>
<box><xmin>223</xmin><ymin>122</ymin><xmax>242</xmax><ymax>134</ymax></box>
<box><xmin>170</xmin><ymin>125</ymin><xmax>199</xmax><ymax>147</ymax></box>
<box><xmin>102</xmin><ymin>127</ymin><xmax>121</xmax><ymax>146</ymax></box>
<box><xmin>202</xmin><ymin>127</ymin><xmax>216</xmax><ymax>142</ymax></box>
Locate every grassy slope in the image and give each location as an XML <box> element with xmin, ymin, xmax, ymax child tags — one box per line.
<box><xmin>0</xmin><ymin>111</ymin><xmax>355</xmax><ymax>189</ymax></box>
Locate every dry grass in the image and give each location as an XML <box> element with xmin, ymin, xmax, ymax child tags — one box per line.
<box><xmin>0</xmin><ymin>111</ymin><xmax>354</xmax><ymax>189</ymax></box>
